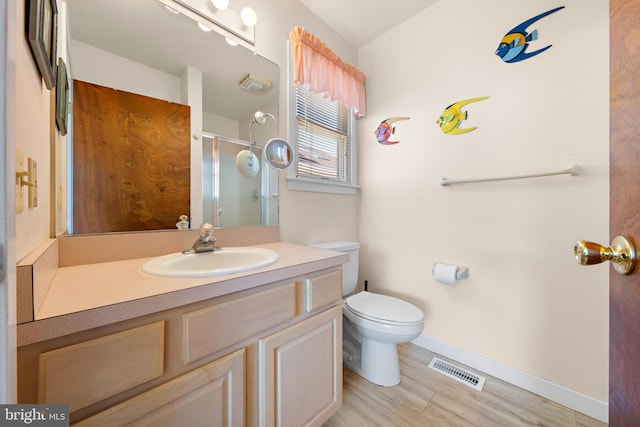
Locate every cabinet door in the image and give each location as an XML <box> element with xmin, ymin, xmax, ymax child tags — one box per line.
<box><xmin>74</xmin><ymin>349</ymin><xmax>245</xmax><ymax>427</ymax></box>
<box><xmin>259</xmin><ymin>305</ymin><xmax>342</xmax><ymax>427</ymax></box>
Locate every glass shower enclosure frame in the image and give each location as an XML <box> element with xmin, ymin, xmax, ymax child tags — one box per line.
<box><xmin>202</xmin><ymin>133</ymin><xmax>278</xmax><ymax>228</ymax></box>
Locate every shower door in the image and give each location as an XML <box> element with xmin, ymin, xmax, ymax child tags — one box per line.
<box><xmin>203</xmin><ymin>134</ymin><xmax>276</xmax><ymax>229</ymax></box>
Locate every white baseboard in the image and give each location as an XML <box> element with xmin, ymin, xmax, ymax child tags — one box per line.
<box><xmin>412</xmin><ymin>335</ymin><xmax>608</xmax><ymax>423</ymax></box>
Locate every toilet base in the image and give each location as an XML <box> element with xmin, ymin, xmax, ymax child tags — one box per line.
<box><xmin>346</xmin><ymin>337</ymin><xmax>401</xmax><ymax>387</ymax></box>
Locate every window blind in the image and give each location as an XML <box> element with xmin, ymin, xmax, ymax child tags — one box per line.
<box><xmin>295</xmin><ymin>85</ymin><xmax>351</xmax><ymax>182</ymax></box>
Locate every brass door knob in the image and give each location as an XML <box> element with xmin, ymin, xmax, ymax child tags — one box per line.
<box><xmin>574</xmin><ymin>235</ymin><xmax>636</xmax><ymax>275</ymax></box>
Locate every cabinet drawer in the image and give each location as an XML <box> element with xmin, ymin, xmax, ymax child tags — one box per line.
<box><xmin>38</xmin><ymin>321</ymin><xmax>165</xmax><ymax>413</ymax></box>
<box><xmin>75</xmin><ymin>349</ymin><xmax>245</xmax><ymax>427</ymax></box>
<box><xmin>183</xmin><ymin>283</ymin><xmax>296</xmax><ymax>364</ymax></box>
<box><xmin>303</xmin><ymin>270</ymin><xmax>342</xmax><ymax>313</ymax></box>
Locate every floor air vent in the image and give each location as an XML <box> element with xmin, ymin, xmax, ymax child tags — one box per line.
<box><xmin>428</xmin><ymin>357</ymin><xmax>486</xmax><ymax>391</ymax></box>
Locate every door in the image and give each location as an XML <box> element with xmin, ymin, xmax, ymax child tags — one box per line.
<box><xmin>72</xmin><ymin>81</ymin><xmax>191</xmax><ymax>234</ymax></box>
<box><xmin>610</xmin><ymin>0</ymin><xmax>640</xmax><ymax>424</ymax></box>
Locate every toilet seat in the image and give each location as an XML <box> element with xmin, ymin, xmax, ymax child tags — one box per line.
<box><xmin>345</xmin><ymin>292</ymin><xmax>423</xmax><ymax>326</ymax></box>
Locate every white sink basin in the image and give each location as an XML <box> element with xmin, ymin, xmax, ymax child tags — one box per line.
<box><xmin>141</xmin><ymin>247</ymin><xmax>279</xmax><ymax>278</ymax></box>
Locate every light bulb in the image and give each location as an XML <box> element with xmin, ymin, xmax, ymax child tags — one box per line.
<box><xmin>225</xmin><ymin>37</ymin><xmax>239</xmax><ymax>47</ymax></box>
<box><xmin>240</xmin><ymin>7</ymin><xmax>257</xmax><ymax>28</ymax></box>
<box><xmin>210</xmin><ymin>0</ymin><xmax>229</xmax><ymax>10</ymax></box>
<box><xmin>197</xmin><ymin>22</ymin><xmax>212</xmax><ymax>32</ymax></box>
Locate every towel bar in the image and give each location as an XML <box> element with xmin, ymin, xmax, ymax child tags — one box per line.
<box><xmin>440</xmin><ymin>165</ymin><xmax>580</xmax><ymax>186</ymax></box>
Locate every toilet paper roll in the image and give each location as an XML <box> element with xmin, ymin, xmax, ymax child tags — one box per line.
<box><xmin>432</xmin><ymin>262</ymin><xmax>464</xmax><ymax>285</ymax></box>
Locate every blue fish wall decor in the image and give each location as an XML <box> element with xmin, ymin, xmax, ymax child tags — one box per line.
<box><xmin>496</xmin><ymin>6</ymin><xmax>565</xmax><ymax>63</ymax></box>
<box><xmin>375</xmin><ymin>117</ymin><xmax>410</xmax><ymax>145</ymax></box>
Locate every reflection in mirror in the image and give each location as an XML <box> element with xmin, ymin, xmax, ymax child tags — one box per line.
<box><xmin>72</xmin><ymin>80</ymin><xmax>192</xmax><ymax>234</ymax></box>
<box><xmin>264</xmin><ymin>138</ymin><xmax>294</xmax><ymax>170</ymax></box>
<box><xmin>64</xmin><ymin>0</ymin><xmax>279</xmax><ymax>234</ymax></box>
<box><xmin>235</xmin><ymin>110</ymin><xmax>284</xmax><ymax>178</ymax></box>
<box><xmin>203</xmin><ymin>134</ymin><xmax>278</xmax><ymax>228</ymax></box>
<box><xmin>235</xmin><ymin>147</ymin><xmax>261</xmax><ymax>178</ymax></box>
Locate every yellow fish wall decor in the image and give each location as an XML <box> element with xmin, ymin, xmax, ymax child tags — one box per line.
<box><xmin>437</xmin><ymin>96</ymin><xmax>489</xmax><ymax>135</ymax></box>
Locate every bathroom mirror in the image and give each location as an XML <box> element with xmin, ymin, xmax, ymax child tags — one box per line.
<box><xmin>63</xmin><ymin>0</ymin><xmax>279</xmax><ymax>233</ymax></box>
<box><xmin>264</xmin><ymin>138</ymin><xmax>293</xmax><ymax>170</ymax></box>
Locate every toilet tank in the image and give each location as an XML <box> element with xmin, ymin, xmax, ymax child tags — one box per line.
<box><xmin>309</xmin><ymin>241</ymin><xmax>360</xmax><ymax>296</ymax></box>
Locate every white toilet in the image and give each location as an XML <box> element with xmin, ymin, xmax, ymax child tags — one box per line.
<box><xmin>310</xmin><ymin>241</ymin><xmax>424</xmax><ymax>387</ymax></box>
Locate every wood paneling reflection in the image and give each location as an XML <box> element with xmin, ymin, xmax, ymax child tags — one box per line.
<box><xmin>73</xmin><ymin>81</ymin><xmax>190</xmax><ymax>234</ymax></box>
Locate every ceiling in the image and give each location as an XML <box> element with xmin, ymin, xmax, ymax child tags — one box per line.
<box><xmin>300</xmin><ymin>0</ymin><xmax>439</xmax><ymax>48</ymax></box>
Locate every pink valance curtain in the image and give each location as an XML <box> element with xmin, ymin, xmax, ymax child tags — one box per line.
<box><xmin>289</xmin><ymin>26</ymin><xmax>366</xmax><ymax>118</ymax></box>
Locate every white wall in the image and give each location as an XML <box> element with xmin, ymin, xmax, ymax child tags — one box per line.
<box><xmin>70</xmin><ymin>40</ymin><xmax>182</xmax><ymax>103</ymax></box>
<box><xmin>357</xmin><ymin>0</ymin><xmax>609</xmax><ymax>403</ymax></box>
<box><xmin>15</xmin><ymin>0</ymin><xmax>53</xmax><ymax>261</ymax></box>
<box><xmin>203</xmin><ymin>111</ymin><xmax>239</xmax><ymax>139</ymax></box>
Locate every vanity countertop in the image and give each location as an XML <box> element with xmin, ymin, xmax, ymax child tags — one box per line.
<box><xmin>17</xmin><ymin>242</ymin><xmax>348</xmax><ymax>346</ymax></box>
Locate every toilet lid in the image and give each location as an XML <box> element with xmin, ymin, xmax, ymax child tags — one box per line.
<box><xmin>345</xmin><ymin>292</ymin><xmax>424</xmax><ymax>324</ymax></box>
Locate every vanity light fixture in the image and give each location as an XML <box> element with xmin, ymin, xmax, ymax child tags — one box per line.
<box><xmin>158</xmin><ymin>0</ymin><xmax>256</xmax><ymax>50</ymax></box>
<box><xmin>240</xmin><ymin>7</ymin><xmax>257</xmax><ymax>28</ymax></box>
<box><xmin>197</xmin><ymin>22</ymin><xmax>213</xmax><ymax>32</ymax></box>
<box><xmin>210</xmin><ymin>0</ymin><xmax>229</xmax><ymax>11</ymax></box>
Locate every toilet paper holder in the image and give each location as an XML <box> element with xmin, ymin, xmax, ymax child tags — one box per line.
<box><xmin>432</xmin><ymin>263</ymin><xmax>469</xmax><ymax>283</ymax></box>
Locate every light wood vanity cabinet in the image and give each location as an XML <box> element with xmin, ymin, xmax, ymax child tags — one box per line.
<box><xmin>37</xmin><ymin>322</ymin><xmax>166</xmax><ymax>414</ymax></box>
<box><xmin>18</xmin><ymin>268</ymin><xmax>343</xmax><ymax>427</ymax></box>
<box><xmin>75</xmin><ymin>349</ymin><xmax>245</xmax><ymax>427</ymax></box>
<box><xmin>259</xmin><ymin>305</ymin><xmax>342</xmax><ymax>427</ymax></box>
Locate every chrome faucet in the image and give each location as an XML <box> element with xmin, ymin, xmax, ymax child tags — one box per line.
<box><xmin>183</xmin><ymin>223</ymin><xmax>220</xmax><ymax>254</ymax></box>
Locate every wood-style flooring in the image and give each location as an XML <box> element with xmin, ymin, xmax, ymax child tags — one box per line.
<box><xmin>324</xmin><ymin>343</ymin><xmax>608</xmax><ymax>427</ymax></box>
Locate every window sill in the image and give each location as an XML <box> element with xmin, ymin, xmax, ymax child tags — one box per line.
<box><xmin>286</xmin><ymin>176</ymin><xmax>359</xmax><ymax>195</ymax></box>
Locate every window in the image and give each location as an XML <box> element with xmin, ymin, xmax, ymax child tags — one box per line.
<box><xmin>287</xmin><ymin>84</ymin><xmax>358</xmax><ymax>195</ymax></box>
<box><xmin>287</xmin><ymin>26</ymin><xmax>364</xmax><ymax>195</ymax></box>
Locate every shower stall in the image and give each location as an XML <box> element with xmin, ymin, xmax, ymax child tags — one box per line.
<box><xmin>202</xmin><ymin>133</ymin><xmax>278</xmax><ymax>228</ymax></box>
